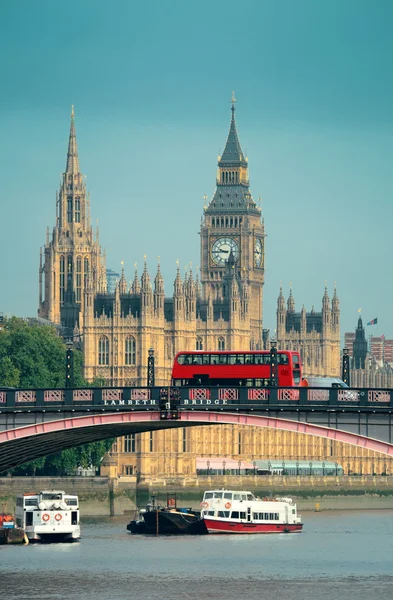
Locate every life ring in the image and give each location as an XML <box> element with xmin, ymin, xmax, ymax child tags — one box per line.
<box><xmin>200</xmin><ymin>501</ymin><xmax>209</xmax><ymax>508</ymax></box>
<box><xmin>42</xmin><ymin>513</ymin><xmax>50</xmax><ymax>522</ymax></box>
<box><xmin>167</xmin><ymin>498</ymin><xmax>175</xmax><ymax>507</ymax></box>
<box><xmin>225</xmin><ymin>502</ymin><xmax>232</xmax><ymax>509</ymax></box>
<box><xmin>55</xmin><ymin>513</ymin><xmax>62</xmax><ymax>521</ymax></box>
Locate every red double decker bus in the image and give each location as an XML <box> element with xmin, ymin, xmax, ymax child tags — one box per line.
<box><xmin>172</xmin><ymin>351</ymin><xmax>302</xmax><ymax>387</ymax></box>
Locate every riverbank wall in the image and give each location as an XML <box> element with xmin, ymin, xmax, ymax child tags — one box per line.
<box><xmin>2</xmin><ymin>475</ymin><xmax>393</xmax><ymax>515</ymax></box>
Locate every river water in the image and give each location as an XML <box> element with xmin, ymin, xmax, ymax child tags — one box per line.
<box><xmin>1</xmin><ymin>511</ymin><xmax>393</xmax><ymax>600</ymax></box>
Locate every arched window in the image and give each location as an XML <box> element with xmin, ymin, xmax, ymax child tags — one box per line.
<box><xmin>98</xmin><ymin>336</ymin><xmax>109</xmax><ymax>365</ymax></box>
<box><xmin>196</xmin><ymin>337</ymin><xmax>203</xmax><ymax>351</ymax></box>
<box><xmin>60</xmin><ymin>255</ymin><xmax>65</xmax><ymax>303</ymax></box>
<box><xmin>218</xmin><ymin>337</ymin><xmax>225</xmax><ymax>351</ymax></box>
<box><xmin>75</xmin><ymin>197</ymin><xmax>81</xmax><ymax>223</ymax></box>
<box><xmin>76</xmin><ymin>257</ymin><xmax>82</xmax><ymax>302</ymax></box>
<box><xmin>125</xmin><ymin>336</ymin><xmax>136</xmax><ymax>365</ymax></box>
<box><xmin>67</xmin><ymin>197</ymin><xmax>72</xmax><ymax>223</ymax></box>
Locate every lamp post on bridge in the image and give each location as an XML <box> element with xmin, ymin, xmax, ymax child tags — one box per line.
<box><xmin>269</xmin><ymin>340</ymin><xmax>278</xmax><ymax>387</ymax></box>
<box><xmin>147</xmin><ymin>348</ymin><xmax>155</xmax><ymax>388</ymax></box>
<box><xmin>65</xmin><ymin>340</ymin><xmax>74</xmax><ymax>388</ymax></box>
<box><xmin>342</xmin><ymin>347</ymin><xmax>350</xmax><ymax>387</ymax></box>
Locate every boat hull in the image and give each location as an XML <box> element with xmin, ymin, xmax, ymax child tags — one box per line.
<box><xmin>203</xmin><ymin>519</ymin><xmax>303</xmax><ymax>534</ymax></box>
<box><xmin>142</xmin><ymin>510</ymin><xmax>207</xmax><ymax>535</ymax></box>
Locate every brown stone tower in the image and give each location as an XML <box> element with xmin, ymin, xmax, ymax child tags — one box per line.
<box><xmin>38</xmin><ymin>107</ymin><xmax>106</xmax><ymax>330</ymax></box>
<box><xmin>200</xmin><ymin>94</ymin><xmax>265</xmax><ymax>349</ymax></box>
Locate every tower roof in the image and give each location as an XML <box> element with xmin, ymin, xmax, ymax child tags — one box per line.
<box><xmin>219</xmin><ymin>93</ymin><xmax>247</xmax><ymax>167</ymax></box>
<box><xmin>66</xmin><ymin>105</ymin><xmax>80</xmax><ymax>174</ymax></box>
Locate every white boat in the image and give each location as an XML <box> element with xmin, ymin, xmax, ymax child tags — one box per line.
<box><xmin>200</xmin><ymin>489</ymin><xmax>303</xmax><ymax>534</ymax></box>
<box><xmin>15</xmin><ymin>490</ymin><xmax>80</xmax><ymax>543</ymax></box>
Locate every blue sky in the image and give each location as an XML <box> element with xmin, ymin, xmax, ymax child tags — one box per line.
<box><xmin>1</xmin><ymin>0</ymin><xmax>392</xmax><ymax>342</ymax></box>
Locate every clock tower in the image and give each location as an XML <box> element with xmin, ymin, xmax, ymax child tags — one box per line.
<box><xmin>200</xmin><ymin>94</ymin><xmax>265</xmax><ymax>348</ymax></box>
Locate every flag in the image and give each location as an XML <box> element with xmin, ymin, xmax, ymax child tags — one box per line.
<box><xmin>367</xmin><ymin>318</ymin><xmax>378</xmax><ymax>326</ymax></box>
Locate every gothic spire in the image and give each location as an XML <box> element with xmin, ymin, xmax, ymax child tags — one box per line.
<box><xmin>287</xmin><ymin>287</ymin><xmax>295</xmax><ymax>313</ymax></box>
<box><xmin>131</xmin><ymin>264</ymin><xmax>141</xmax><ymax>295</ymax></box>
<box><xmin>66</xmin><ymin>105</ymin><xmax>80</xmax><ymax>174</ymax></box>
<box><xmin>219</xmin><ymin>92</ymin><xmax>247</xmax><ymax>167</ymax></box>
<box><xmin>119</xmin><ymin>262</ymin><xmax>127</xmax><ymax>295</ymax></box>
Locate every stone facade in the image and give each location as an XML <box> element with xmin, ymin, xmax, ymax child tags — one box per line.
<box><xmin>277</xmin><ymin>286</ymin><xmax>340</xmax><ymax>377</ymax></box>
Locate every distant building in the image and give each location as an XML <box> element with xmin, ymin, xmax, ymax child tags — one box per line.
<box><xmin>348</xmin><ymin>318</ymin><xmax>393</xmax><ymax>388</ymax></box>
<box><xmin>370</xmin><ymin>337</ymin><xmax>384</xmax><ymax>364</ymax></box>
<box><xmin>106</xmin><ymin>269</ymin><xmax>120</xmax><ymax>294</ymax></box>
<box><xmin>344</xmin><ymin>332</ymin><xmax>355</xmax><ymax>357</ymax></box>
<box><xmin>276</xmin><ymin>286</ymin><xmax>340</xmax><ymax>378</ymax></box>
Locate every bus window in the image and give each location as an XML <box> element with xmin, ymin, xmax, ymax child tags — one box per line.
<box><xmin>202</xmin><ymin>354</ymin><xmax>210</xmax><ymax>365</ymax></box>
<box><xmin>210</xmin><ymin>354</ymin><xmax>220</xmax><ymax>364</ymax></box>
<box><xmin>218</xmin><ymin>355</ymin><xmax>227</xmax><ymax>365</ymax></box>
<box><xmin>244</xmin><ymin>355</ymin><xmax>253</xmax><ymax>364</ymax></box>
<box><xmin>177</xmin><ymin>355</ymin><xmax>186</xmax><ymax>365</ymax></box>
<box><xmin>278</xmin><ymin>354</ymin><xmax>289</xmax><ymax>364</ymax></box>
<box><xmin>191</xmin><ymin>355</ymin><xmax>202</xmax><ymax>365</ymax></box>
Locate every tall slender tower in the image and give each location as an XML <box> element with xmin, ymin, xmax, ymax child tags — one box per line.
<box><xmin>38</xmin><ymin>107</ymin><xmax>105</xmax><ymax>330</ymax></box>
<box><xmin>200</xmin><ymin>94</ymin><xmax>265</xmax><ymax>348</ymax></box>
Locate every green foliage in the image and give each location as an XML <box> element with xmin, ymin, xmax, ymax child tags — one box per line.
<box><xmin>0</xmin><ymin>317</ymin><xmax>85</xmax><ymax>388</ymax></box>
<box><xmin>0</xmin><ymin>317</ymin><xmax>114</xmax><ymax>475</ymax></box>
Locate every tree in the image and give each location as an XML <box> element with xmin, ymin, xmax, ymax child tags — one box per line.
<box><xmin>0</xmin><ymin>317</ymin><xmax>114</xmax><ymax>475</ymax></box>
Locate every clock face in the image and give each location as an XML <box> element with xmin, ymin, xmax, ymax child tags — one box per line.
<box><xmin>211</xmin><ymin>237</ymin><xmax>239</xmax><ymax>266</ymax></box>
<box><xmin>254</xmin><ymin>238</ymin><xmax>263</xmax><ymax>267</ymax></box>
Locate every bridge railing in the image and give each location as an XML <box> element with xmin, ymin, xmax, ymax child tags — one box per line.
<box><xmin>0</xmin><ymin>386</ymin><xmax>392</xmax><ymax>410</ymax></box>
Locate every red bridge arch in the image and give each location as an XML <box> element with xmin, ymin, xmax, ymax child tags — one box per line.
<box><xmin>1</xmin><ymin>410</ymin><xmax>393</xmax><ymax>472</ymax></box>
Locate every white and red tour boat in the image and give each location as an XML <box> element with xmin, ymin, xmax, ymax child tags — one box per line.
<box><xmin>200</xmin><ymin>489</ymin><xmax>303</xmax><ymax>534</ymax></box>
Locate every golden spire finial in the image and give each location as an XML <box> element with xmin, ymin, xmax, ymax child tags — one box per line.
<box><xmin>358</xmin><ymin>308</ymin><xmax>362</xmax><ymax>314</ymax></box>
<box><xmin>134</xmin><ymin>262</ymin><xmax>137</xmax><ymax>269</ymax></box>
<box><xmin>157</xmin><ymin>255</ymin><xmax>160</xmax><ymax>264</ymax></box>
<box><xmin>143</xmin><ymin>253</ymin><xmax>147</xmax><ymax>261</ymax></box>
<box><xmin>120</xmin><ymin>260</ymin><xmax>124</xmax><ymax>267</ymax></box>
<box><xmin>71</xmin><ymin>105</ymin><xmax>75</xmax><ymax>119</ymax></box>
<box><xmin>231</xmin><ymin>91</ymin><xmax>236</xmax><ymax>107</ymax></box>
<box><xmin>176</xmin><ymin>259</ymin><xmax>179</xmax><ymax>266</ymax></box>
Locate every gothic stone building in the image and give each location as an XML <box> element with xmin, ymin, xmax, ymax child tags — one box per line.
<box><xmin>40</xmin><ymin>103</ymin><xmax>393</xmax><ymax>481</ymax></box>
<box><xmin>277</xmin><ymin>286</ymin><xmax>341</xmax><ymax>377</ymax></box>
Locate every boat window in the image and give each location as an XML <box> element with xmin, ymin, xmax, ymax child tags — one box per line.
<box><xmin>206</xmin><ymin>510</ymin><xmax>215</xmax><ymax>516</ymax></box>
<box><xmin>213</xmin><ymin>492</ymin><xmax>223</xmax><ymax>499</ymax></box>
<box><xmin>65</xmin><ymin>498</ymin><xmax>78</xmax><ymax>506</ymax></box>
<box><xmin>264</xmin><ymin>513</ymin><xmax>269</xmax><ymax>520</ymax></box>
<box><xmin>223</xmin><ymin>492</ymin><xmax>232</xmax><ymax>500</ymax></box>
<box><xmin>252</xmin><ymin>513</ymin><xmax>259</xmax><ymax>520</ymax></box>
<box><xmin>246</xmin><ymin>494</ymin><xmax>255</xmax><ymax>501</ymax></box>
<box><xmin>233</xmin><ymin>493</ymin><xmax>241</xmax><ymax>500</ymax></box>
<box><xmin>231</xmin><ymin>511</ymin><xmax>239</xmax><ymax>519</ymax></box>
<box><xmin>269</xmin><ymin>513</ymin><xmax>274</xmax><ymax>520</ymax></box>
<box><xmin>275</xmin><ymin>513</ymin><xmax>279</xmax><ymax>520</ymax></box>
<box><xmin>25</xmin><ymin>512</ymin><xmax>33</xmax><ymax>526</ymax></box>
<box><xmin>241</xmin><ymin>494</ymin><xmax>247</xmax><ymax>501</ymax></box>
<box><xmin>217</xmin><ymin>511</ymin><xmax>230</xmax><ymax>518</ymax></box>
<box><xmin>204</xmin><ymin>492</ymin><xmax>214</xmax><ymax>500</ymax></box>
<box><xmin>239</xmin><ymin>512</ymin><xmax>246</xmax><ymax>520</ymax></box>
<box><xmin>292</xmin><ymin>509</ymin><xmax>296</xmax><ymax>514</ymax></box>
<box><xmin>16</xmin><ymin>497</ymin><xmax>23</xmax><ymax>507</ymax></box>
<box><xmin>24</xmin><ymin>499</ymin><xmax>38</xmax><ymax>507</ymax></box>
